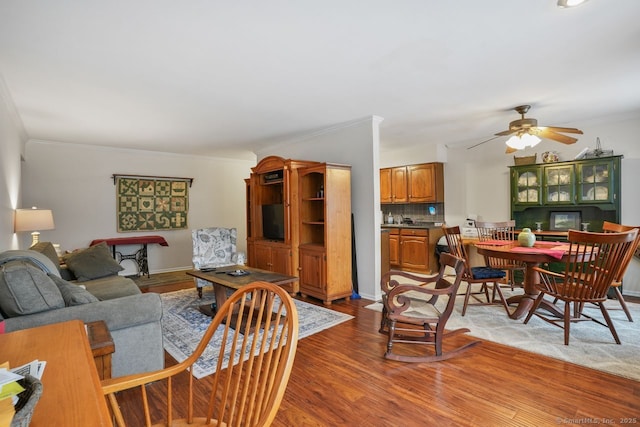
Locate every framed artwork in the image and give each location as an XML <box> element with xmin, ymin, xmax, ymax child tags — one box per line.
<box><xmin>549</xmin><ymin>211</ymin><xmax>581</xmax><ymax>231</ymax></box>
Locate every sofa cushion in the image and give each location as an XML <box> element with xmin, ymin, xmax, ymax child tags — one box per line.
<box><xmin>81</xmin><ymin>275</ymin><xmax>141</xmax><ymax>300</ymax></box>
<box><xmin>29</xmin><ymin>242</ymin><xmax>61</xmax><ymax>274</ymax></box>
<box><xmin>63</xmin><ymin>242</ymin><xmax>124</xmax><ymax>282</ymax></box>
<box><xmin>48</xmin><ymin>274</ymin><xmax>99</xmax><ymax>306</ymax></box>
<box><xmin>0</xmin><ymin>261</ymin><xmax>65</xmax><ymax>317</ymax></box>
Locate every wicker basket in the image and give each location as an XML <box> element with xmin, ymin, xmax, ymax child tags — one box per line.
<box><xmin>11</xmin><ymin>375</ymin><xmax>43</xmax><ymax>427</ymax></box>
<box><xmin>513</xmin><ymin>154</ymin><xmax>537</xmax><ymax>166</ymax></box>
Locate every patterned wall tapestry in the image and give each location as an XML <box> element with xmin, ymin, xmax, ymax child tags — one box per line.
<box><xmin>116</xmin><ymin>177</ymin><xmax>189</xmax><ymax>232</ymax></box>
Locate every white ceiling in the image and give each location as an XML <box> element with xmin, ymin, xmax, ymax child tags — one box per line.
<box><xmin>1</xmin><ymin>1</ymin><xmax>639</xmax><ymax>159</ymax></box>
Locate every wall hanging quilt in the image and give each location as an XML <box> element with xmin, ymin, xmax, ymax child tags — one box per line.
<box><xmin>116</xmin><ymin>177</ymin><xmax>189</xmax><ymax>232</ymax></box>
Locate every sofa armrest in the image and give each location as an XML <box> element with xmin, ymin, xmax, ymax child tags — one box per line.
<box><xmin>3</xmin><ymin>293</ymin><xmax>162</xmax><ymax>333</ymax></box>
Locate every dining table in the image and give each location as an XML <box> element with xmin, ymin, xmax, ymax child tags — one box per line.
<box><xmin>475</xmin><ymin>240</ymin><xmax>574</xmax><ymax>320</ymax></box>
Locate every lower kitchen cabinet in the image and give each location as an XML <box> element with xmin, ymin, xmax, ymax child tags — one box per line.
<box><xmin>386</xmin><ymin>227</ymin><xmax>441</xmax><ymax>274</ymax></box>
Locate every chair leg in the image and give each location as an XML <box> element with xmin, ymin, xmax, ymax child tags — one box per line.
<box><xmin>613</xmin><ymin>286</ymin><xmax>633</xmax><ymax>322</ymax></box>
<box><xmin>598</xmin><ymin>303</ymin><xmax>621</xmax><ymax>344</ymax></box>
<box><xmin>462</xmin><ymin>282</ymin><xmax>473</xmax><ymax>316</ymax></box>
<box><xmin>197</xmin><ymin>286</ymin><xmax>203</xmax><ymax>299</ymax></box>
<box><xmin>564</xmin><ymin>302</ymin><xmax>571</xmax><ymax>345</ymax></box>
<box><xmin>385</xmin><ymin>320</ymin><xmax>397</xmax><ymax>357</ymax></box>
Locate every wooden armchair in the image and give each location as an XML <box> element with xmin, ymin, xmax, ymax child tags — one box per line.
<box><xmin>102</xmin><ymin>281</ymin><xmax>299</xmax><ymax>427</ymax></box>
<box><xmin>524</xmin><ymin>229</ymin><xmax>638</xmax><ymax>345</ymax></box>
<box><xmin>380</xmin><ymin>252</ymin><xmax>481</xmax><ymax>362</ymax></box>
<box><xmin>475</xmin><ymin>220</ymin><xmax>525</xmax><ymax>290</ymax></box>
<box><xmin>601</xmin><ymin>221</ymin><xmax>640</xmax><ymax>322</ymax></box>
<box><xmin>442</xmin><ymin>225</ymin><xmax>509</xmax><ymax>316</ymax></box>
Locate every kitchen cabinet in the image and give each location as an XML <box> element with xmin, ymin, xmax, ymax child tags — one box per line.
<box><xmin>399</xmin><ymin>228</ymin><xmax>429</xmax><ymax>272</ymax></box>
<box><xmin>298</xmin><ymin>163</ymin><xmax>352</xmax><ymax>305</ymax></box>
<box><xmin>510</xmin><ymin>156</ymin><xmax>621</xmax><ymax>231</ymax></box>
<box><xmin>389</xmin><ymin>228</ymin><xmax>400</xmax><ymax>266</ymax></box>
<box><xmin>386</xmin><ymin>227</ymin><xmax>443</xmax><ymax>274</ymax></box>
<box><xmin>380</xmin><ymin>162</ymin><xmax>443</xmax><ymax>204</ymax></box>
<box><xmin>380</xmin><ymin>167</ymin><xmax>407</xmax><ymax>203</ymax></box>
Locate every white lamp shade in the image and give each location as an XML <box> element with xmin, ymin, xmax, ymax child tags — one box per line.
<box><xmin>14</xmin><ymin>208</ymin><xmax>55</xmax><ymax>232</ymax></box>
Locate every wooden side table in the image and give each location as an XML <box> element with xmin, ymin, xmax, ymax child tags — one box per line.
<box><xmin>86</xmin><ymin>321</ymin><xmax>115</xmax><ymax>380</ymax></box>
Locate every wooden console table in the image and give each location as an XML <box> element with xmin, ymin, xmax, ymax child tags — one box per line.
<box><xmin>0</xmin><ymin>320</ymin><xmax>113</xmax><ymax>426</ymax></box>
<box><xmin>86</xmin><ymin>321</ymin><xmax>115</xmax><ymax>380</ymax></box>
<box><xmin>90</xmin><ymin>235</ymin><xmax>168</xmax><ymax>277</ymax></box>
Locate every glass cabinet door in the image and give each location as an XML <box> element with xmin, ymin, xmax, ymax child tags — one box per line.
<box><xmin>544</xmin><ymin>164</ymin><xmax>574</xmax><ymax>204</ymax></box>
<box><xmin>577</xmin><ymin>159</ymin><xmax>614</xmax><ymax>204</ymax></box>
<box><xmin>512</xmin><ymin>167</ymin><xmax>541</xmax><ymax>205</ymax></box>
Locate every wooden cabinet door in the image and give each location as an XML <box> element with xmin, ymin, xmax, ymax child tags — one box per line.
<box><xmin>407</xmin><ymin>163</ymin><xmax>436</xmax><ymax>202</ymax></box>
<box><xmin>380</xmin><ymin>168</ymin><xmax>393</xmax><ymax>203</ymax></box>
<box><xmin>271</xmin><ymin>246</ymin><xmax>291</xmax><ymax>275</ymax></box>
<box><xmin>400</xmin><ymin>229</ymin><xmax>429</xmax><ymax>272</ymax></box>
<box><xmin>299</xmin><ymin>247</ymin><xmax>325</xmax><ymax>293</ymax></box>
<box><xmin>389</xmin><ymin>230</ymin><xmax>400</xmax><ymax>266</ymax></box>
<box><xmin>400</xmin><ymin>235</ymin><xmax>428</xmax><ymax>271</ymax></box>
<box><xmin>253</xmin><ymin>243</ymin><xmax>272</xmax><ymax>271</ymax></box>
<box><xmin>391</xmin><ymin>167</ymin><xmax>408</xmax><ymax>203</ymax></box>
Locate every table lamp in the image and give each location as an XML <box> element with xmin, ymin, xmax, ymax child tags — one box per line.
<box><xmin>14</xmin><ymin>207</ymin><xmax>55</xmax><ymax>247</ymax></box>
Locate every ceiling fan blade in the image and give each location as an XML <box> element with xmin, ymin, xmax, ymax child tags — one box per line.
<box><xmin>541</xmin><ymin>126</ymin><xmax>583</xmax><ymax>135</ymax></box>
<box><xmin>467</xmin><ymin>135</ymin><xmax>503</xmax><ymax>150</ymax></box>
<box><xmin>536</xmin><ymin>128</ymin><xmax>578</xmax><ymax>145</ymax></box>
<box><xmin>505</xmin><ymin>146</ymin><xmax>518</xmax><ymax>154</ymax></box>
<box><xmin>495</xmin><ymin>129</ymin><xmax>516</xmax><ymax>137</ymax></box>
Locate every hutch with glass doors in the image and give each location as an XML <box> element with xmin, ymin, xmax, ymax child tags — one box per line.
<box><xmin>510</xmin><ymin>155</ymin><xmax>622</xmax><ymax>234</ymax></box>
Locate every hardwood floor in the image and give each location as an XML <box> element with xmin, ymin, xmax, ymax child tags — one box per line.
<box><xmin>126</xmin><ymin>281</ymin><xmax>640</xmax><ymax>426</ymax></box>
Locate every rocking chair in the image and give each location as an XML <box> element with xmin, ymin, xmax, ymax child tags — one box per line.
<box><xmin>381</xmin><ymin>252</ymin><xmax>481</xmax><ymax>362</ymax></box>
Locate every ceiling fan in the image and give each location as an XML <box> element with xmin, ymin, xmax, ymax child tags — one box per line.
<box><xmin>469</xmin><ymin>105</ymin><xmax>583</xmax><ymax>154</ymax></box>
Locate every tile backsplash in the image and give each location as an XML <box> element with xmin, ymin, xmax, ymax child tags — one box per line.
<box><xmin>382</xmin><ymin>203</ymin><xmax>444</xmax><ymax>224</ymax></box>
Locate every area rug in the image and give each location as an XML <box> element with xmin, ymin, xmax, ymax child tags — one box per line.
<box><xmin>366</xmin><ymin>288</ymin><xmax>640</xmax><ymax>382</ymax></box>
<box><xmin>160</xmin><ymin>288</ymin><xmax>353</xmax><ymax>378</ymax></box>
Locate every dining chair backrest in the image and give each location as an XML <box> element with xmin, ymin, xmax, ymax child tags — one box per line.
<box><xmin>475</xmin><ymin>220</ymin><xmax>517</xmax><ymax>242</ymax></box>
<box><xmin>601</xmin><ymin>221</ymin><xmax>640</xmax><ymax>283</ymax></box>
<box><xmin>475</xmin><ymin>220</ymin><xmax>521</xmax><ymax>271</ymax></box>
<box><xmin>441</xmin><ymin>225</ymin><xmax>471</xmax><ymax>275</ymax></box>
<box><xmin>563</xmin><ymin>229</ymin><xmax>638</xmax><ymax>301</ymax></box>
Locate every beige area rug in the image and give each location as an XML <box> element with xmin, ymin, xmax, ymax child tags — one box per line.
<box><xmin>367</xmin><ymin>286</ymin><xmax>640</xmax><ymax>382</ymax></box>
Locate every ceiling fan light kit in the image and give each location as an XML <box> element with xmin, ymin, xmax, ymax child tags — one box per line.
<box><xmin>469</xmin><ymin>104</ymin><xmax>584</xmax><ymax>154</ymax></box>
<box><xmin>557</xmin><ymin>0</ymin><xmax>589</xmax><ymax>8</ymax></box>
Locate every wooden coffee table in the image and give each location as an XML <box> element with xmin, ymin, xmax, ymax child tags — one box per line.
<box><xmin>187</xmin><ymin>265</ymin><xmax>299</xmax><ymax>316</ymax></box>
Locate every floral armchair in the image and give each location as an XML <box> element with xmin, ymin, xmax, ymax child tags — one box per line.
<box><xmin>192</xmin><ymin>227</ymin><xmax>240</xmax><ymax>297</ymax></box>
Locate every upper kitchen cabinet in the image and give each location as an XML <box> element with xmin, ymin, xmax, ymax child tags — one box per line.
<box><xmin>380</xmin><ymin>162</ymin><xmax>444</xmax><ymax>204</ymax></box>
<box><xmin>511</xmin><ymin>166</ymin><xmax>542</xmax><ymax>206</ymax></box>
<box><xmin>380</xmin><ymin>167</ymin><xmax>407</xmax><ymax>203</ymax></box>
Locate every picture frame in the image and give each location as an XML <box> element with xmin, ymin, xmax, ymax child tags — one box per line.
<box><xmin>549</xmin><ymin>211</ymin><xmax>582</xmax><ymax>231</ymax></box>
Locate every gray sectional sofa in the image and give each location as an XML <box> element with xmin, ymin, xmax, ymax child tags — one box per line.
<box><xmin>0</xmin><ymin>242</ymin><xmax>164</xmax><ymax>378</ymax></box>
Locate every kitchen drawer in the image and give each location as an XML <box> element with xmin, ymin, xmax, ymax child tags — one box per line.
<box><xmin>400</xmin><ymin>228</ymin><xmax>428</xmax><ymax>237</ymax></box>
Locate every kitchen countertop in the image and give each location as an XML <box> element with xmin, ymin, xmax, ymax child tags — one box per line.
<box><xmin>381</xmin><ymin>223</ymin><xmax>442</xmax><ymax>229</ymax></box>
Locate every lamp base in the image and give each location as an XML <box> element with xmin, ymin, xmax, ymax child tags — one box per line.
<box><xmin>30</xmin><ymin>231</ymin><xmax>41</xmax><ymax>248</ymax></box>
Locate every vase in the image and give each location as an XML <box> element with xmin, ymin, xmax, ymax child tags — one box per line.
<box><xmin>518</xmin><ymin>228</ymin><xmax>536</xmax><ymax>247</ymax></box>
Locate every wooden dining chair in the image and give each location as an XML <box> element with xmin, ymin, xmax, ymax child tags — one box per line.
<box><xmin>601</xmin><ymin>221</ymin><xmax>640</xmax><ymax>322</ymax></box>
<box><xmin>102</xmin><ymin>281</ymin><xmax>299</xmax><ymax>427</ymax></box>
<box><xmin>442</xmin><ymin>225</ymin><xmax>509</xmax><ymax>316</ymax></box>
<box><xmin>380</xmin><ymin>252</ymin><xmax>481</xmax><ymax>362</ymax></box>
<box><xmin>475</xmin><ymin>220</ymin><xmax>525</xmax><ymax>290</ymax></box>
<box><xmin>524</xmin><ymin>229</ymin><xmax>638</xmax><ymax>345</ymax></box>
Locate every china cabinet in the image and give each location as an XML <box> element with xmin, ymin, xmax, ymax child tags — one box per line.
<box><xmin>510</xmin><ymin>156</ymin><xmax>621</xmax><ymax>232</ymax></box>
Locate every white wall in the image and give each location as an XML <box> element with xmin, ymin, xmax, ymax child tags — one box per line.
<box><xmin>21</xmin><ymin>140</ymin><xmax>255</xmax><ymax>273</ymax></box>
<box><xmin>0</xmin><ymin>76</ymin><xmax>26</xmax><ymax>250</ymax></box>
<box><xmin>255</xmin><ymin>116</ymin><xmax>383</xmax><ymax>301</ymax></box>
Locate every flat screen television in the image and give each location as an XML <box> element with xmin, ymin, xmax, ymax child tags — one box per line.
<box><xmin>262</xmin><ymin>204</ymin><xmax>285</xmax><ymax>240</ymax></box>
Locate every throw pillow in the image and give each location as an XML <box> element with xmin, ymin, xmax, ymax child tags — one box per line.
<box><xmin>63</xmin><ymin>242</ymin><xmax>124</xmax><ymax>282</ymax></box>
<box><xmin>48</xmin><ymin>274</ymin><xmax>99</xmax><ymax>306</ymax></box>
<box><xmin>29</xmin><ymin>242</ymin><xmax>61</xmax><ymax>274</ymax></box>
<box><xmin>0</xmin><ymin>261</ymin><xmax>65</xmax><ymax>317</ymax></box>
